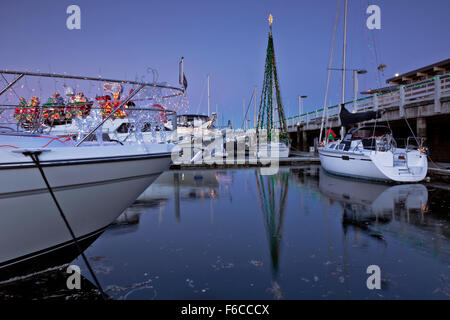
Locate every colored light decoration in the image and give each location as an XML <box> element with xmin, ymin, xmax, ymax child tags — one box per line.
<box><xmin>256</xmin><ymin>14</ymin><xmax>288</xmax><ymax>142</ymax></box>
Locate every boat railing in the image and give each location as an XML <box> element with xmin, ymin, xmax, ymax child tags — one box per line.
<box><xmin>279</xmin><ymin>73</ymin><xmax>450</xmax><ymax>129</ymax></box>
<box><xmin>374</xmin><ymin>134</ymin><xmax>396</xmax><ymax>153</ymax></box>
<box><xmin>406</xmin><ymin>136</ymin><xmax>425</xmax><ymax>152</ymax></box>
<box><xmin>0</xmin><ymin>102</ymin><xmax>177</xmax><ymax>132</ymax></box>
<box><xmin>0</xmin><ymin>69</ymin><xmax>185</xmax><ymax>143</ymax></box>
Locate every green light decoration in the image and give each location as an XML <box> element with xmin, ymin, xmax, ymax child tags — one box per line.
<box><xmin>254</xmin><ymin>169</ymin><xmax>289</xmax><ymax>299</ymax></box>
<box><xmin>257</xmin><ymin>14</ymin><xmax>288</xmax><ymax>143</ymax></box>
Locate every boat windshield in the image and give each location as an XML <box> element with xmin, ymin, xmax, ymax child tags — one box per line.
<box><xmin>350</xmin><ymin>126</ymin><xmax>391</xmax><ymax>140</ymax></box>
<box><xmin>177</xmin><ymin>115</ymin><xmax>211</xmax><ymax>128</ymax></box>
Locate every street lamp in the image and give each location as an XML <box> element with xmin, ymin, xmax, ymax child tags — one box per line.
<box><xmin>353</xmin><ymin>69</ymin><xmax>367</xmax><ymax>112</ymax></box>
<box><xmin>298</xmin><ymin>95</ymin><xmax>307</xmax><ymax>126</ymax></box>
<box><xmin>298</xmin><ymin>95</ymin><xmax>308</xmax><ymax>115</ymax></box>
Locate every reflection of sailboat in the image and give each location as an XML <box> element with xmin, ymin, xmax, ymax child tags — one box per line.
<box><xmin>318</xmin><ymin>169</ymin><xmax>433</xmax><ymax>296</ymax></box>
<box><xmin>254</xmin><ymin>169</ymin><xmax>289</xmax><ymax>299</ymax></box>
<box><xmin>319</xmin><ymin>168</ymin><xmax>428</xmax><ymax>240</ymax></box>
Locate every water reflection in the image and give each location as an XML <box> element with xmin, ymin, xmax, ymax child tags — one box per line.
<box><xmin>318</xmin><ymin>169</ymin><xmax>450</xmax><ymax>266</ymax></box>
<box><xmin>0</xmin><ymin>231</ymin><xmax>108</xmax><ymax>300</ymax></box>
<box><xmin>115</xmin><ymin>170</ymin><xmax>231</xmax><ymax>227</ymax></box>
<box><xmin>319</xmin><ymin>169</ymin><xmax>428</xmax><ymax>242</ymax></box>
<box><xmin>254</xmin><ymin>170</ymin><xmax>289</xmax><ymax>299</ymax></box>
<box><xmin>97</xmin><ymin>168</ymin><xmax>449</xmax><ymax>299</ymax></box>
<box><xmin>3</xmin><ymin>167</ymin><xmax>449</xmax><ymax>299</ymax></box>
<box><xmin>0</xmin><ymin>265</ymin><xmax>104</xmax><ymax>300</ymax></box>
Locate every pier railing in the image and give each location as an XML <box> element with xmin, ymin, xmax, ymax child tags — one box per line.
<box><xmin>281</xmin><ymin>73</ymin><xmax>450</xmax><ymax>130</ymax></box>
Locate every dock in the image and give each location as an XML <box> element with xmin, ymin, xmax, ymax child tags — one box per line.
<box><xmin>428</xmin><ymin>161</ymin><xmax>450</xmax><ymax>182</ymax></box>
<box><xmin>171</xmin><ymin>151</ymin><xmax>450</xmax><ymax>183</ymax></box>
<box><xmin>170</xmin><ymin>150</ymin><xmax>319</xmax><ymax>170</ymax></box>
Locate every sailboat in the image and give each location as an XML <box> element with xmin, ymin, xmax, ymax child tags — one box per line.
<box><xmin>318</xmin><ymin>110</ymin><xmax>428</xmax><ymax>182</ymax></box>
<box><xmin>317</xmin><ymin>1</ymin><xmax>427</xmax><ymax>182</ymax></box>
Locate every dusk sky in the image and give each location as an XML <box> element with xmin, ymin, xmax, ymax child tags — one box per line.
<box><xmin>1</xmin><ymin>0</ymin><xmax>449</xmax><ymax>127</ymax></box>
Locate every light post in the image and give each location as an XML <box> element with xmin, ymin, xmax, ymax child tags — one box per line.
<box><xmin>328</xmin><ymin>68</ymin><xmax>367</xmax><ymax>111</ymax></box>
<box><xmin>353</xmin><ymin>69</ymin><xmax>367</xmax><ymax>112</ymax></box>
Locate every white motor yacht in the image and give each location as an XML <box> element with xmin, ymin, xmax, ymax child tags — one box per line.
<box><xmin>0</xmin><ymin>132</ymin><xmax>173</xmax><ymax>277</ymax></box>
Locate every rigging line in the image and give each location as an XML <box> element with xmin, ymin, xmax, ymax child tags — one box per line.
<box><xmin>241</xmin><ymin>89</ymin><xmax>255</xmax><ymax>129</ymax></box>
<box><xmin>427</xmin><ymin>154</ymin><xmax>449</xmax><ymax>170</ymax></box>
<box><xmin>319</xmin><ymin>0</ymin><xmax>341</xmax><ymax>143</ymax></box>
<box><xmin>196</xmin><ymin>78</ymin><xmax>207</xmax><ymax>115</ymax></box>
<box><xmin>1</xmin><ymin>74</ymin><xmax>20</xmax><ymax>100</ymax></box>
<box><xmin>371</xmin><ymin>112</ymin><xmax>378</xmax><ymax>151</ymax></box>
<box><xmin>403</xmin><ymin>114</ymin><xmax>420</xmax><ymax>147</ymax></box>
<box><xmin>24</xmin><ymin>151</ymin><xmax>107</xmax><ymax>300</ymax></box>
<box><xmin>369</xmin><ymin>24</ymin><xmax>381</xmax><ymax>86</ymax></box>
<box><xmin>363</xmin><ymin>0</ymin><xmax>382</xmax><ymax>86</ymax></box>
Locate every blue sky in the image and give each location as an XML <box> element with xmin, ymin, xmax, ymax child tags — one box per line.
<box><xmin>1</xmin><ymin>0</ymin><xmax>449</xmax><ymax>127</ymax></box>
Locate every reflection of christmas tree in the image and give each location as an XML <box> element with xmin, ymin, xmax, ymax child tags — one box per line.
<box><xmin>254</xmin><ymin>170</ymin><xmax>289</xmax><ymax>299</ymax></box>
<box><xmin>257</xmin><ymin>14</ymin><xmax>288</xmax><ymax>142</ymax></box>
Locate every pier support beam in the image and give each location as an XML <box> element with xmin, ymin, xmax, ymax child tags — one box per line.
<box><xmin>416</xmin><ymin>117</ymin><xmax>427</xmax><ymax>138</ymax></box>
<box><xmin>434</xmin><ymin>76</ymin><xmax>441</xmax><ymax>113</ymax></box>
<box><xmin>399</xmin><ymin>86</ymin><xmax>405</xmax><ymax>117</ymax></box>
<box><xmin>302</xmin><ymin>130</ymin><xmax>308</xmax><ymax>152</ymax></box>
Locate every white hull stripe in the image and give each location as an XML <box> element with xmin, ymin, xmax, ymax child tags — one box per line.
<box><xmin>0</xmin><ymin>152</ymin><xmax>171</xmax><ymax>169</ymax></box>
<box><xmin>319</xmin><ymin>152</ymin><xmax>372</xmax><ymax>161</ymax></box>
<box><xmin>0</xmin><ymin>172</ymin><xmax>161</xmax><ymax>199</ymax></box>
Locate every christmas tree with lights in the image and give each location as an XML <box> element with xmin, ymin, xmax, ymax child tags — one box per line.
<box><xmin>256</xmin><ymin>14</ymin><xmax>288</xmax><ymax>142</ymax></box>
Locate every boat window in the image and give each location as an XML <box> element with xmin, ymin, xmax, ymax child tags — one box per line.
<box><xmin>329</xmin><ymin>143</ymin><xmax>336</xmax><ymax>149</ymax></box>
<box><xmin>142</xmin><ymin>123</ymin><xmax>151</xmax><ymax>132</ymax></box>
<box><xmin>116</xmin><ymin>123</ymin><xmax>131</xmax><ymax>133</ymax></box>
<box><xmin>352</xmin><ymin>127</ymin><xmax>391</xmax><ymax>139</ymax></box>
<box><xmin>338</xmin><ymin>144</ymin><xmax>345</xmax><ymax>150</ymax></box>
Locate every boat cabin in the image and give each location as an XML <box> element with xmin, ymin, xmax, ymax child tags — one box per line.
<box><xmin>176</xmin><ymin>114</ymin><xmax>213</xmax><ymax>128</ymax></box>
<box><xmin>329</xmin><ymin>126</ymin><xmax>392</xmax><ymax>151</ymax></box>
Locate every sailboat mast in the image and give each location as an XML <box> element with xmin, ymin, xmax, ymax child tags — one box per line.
<box><xmin>342</xmin><ymin>0</ymin><xmax>348</xmax><ymax>104</ymax></box>
<box><xmin>319</xmin><ymin>0</ymin><xmax>341</xmax><ymax>143</ymax></box>
<box><xmin>243</xmin><ymin>98</ymin><xmax>246</xmax><ymax>130</ymax></box>
<box><xmin>339</xmin><ymin>0</ymin><xmax>348</xmax><ymax>139</ymax></box>
<box><xmin>254</xmin><ymin>86</ymin><xmax>257</xmax><ymax>127</ymax></box>
<box><xmin>207</xmin><ymin>74</ymin><xmax>210</xmax><ymax>117</ymax></box>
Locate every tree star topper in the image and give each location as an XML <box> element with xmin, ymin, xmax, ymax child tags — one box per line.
<box><xmin>268</xmin><ymin>14</ymin><xmax>273</xmax><ymax>26</ymax></box>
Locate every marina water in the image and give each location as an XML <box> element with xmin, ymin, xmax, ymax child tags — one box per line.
<box><xmin>1</xmin><ymin>166</ymin><xmax>449</xmax><ymax>299</ymax></box>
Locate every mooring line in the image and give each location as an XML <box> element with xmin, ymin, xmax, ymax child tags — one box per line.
<box><xmin>23</xmin><ymin>150</ymin><xmax>107</xmax><ymax>299</ymax></box>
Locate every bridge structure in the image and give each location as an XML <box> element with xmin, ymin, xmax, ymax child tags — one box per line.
<box><xmin>281</xmin><ymin>73</ymin><xmax>450</xmax><ymax>162</ymax></box>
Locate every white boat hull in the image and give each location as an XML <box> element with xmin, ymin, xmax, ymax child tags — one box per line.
<box><xmin>319</xmin><ymin>148</ymin><xmax>386</xmax><ymax>181</ymax></box>
<box><xmin>0</xmin><ymin>143</ymin><xmax>172</xmax><ymax>274</ymax></box>
<box><xmin>318</xmin><ymin>147</ymin><xmax>427</xmax><ymax>182</ymax></box>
